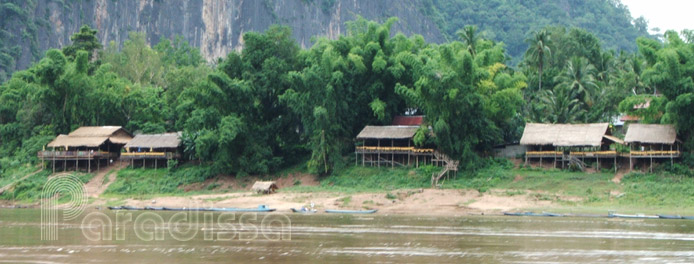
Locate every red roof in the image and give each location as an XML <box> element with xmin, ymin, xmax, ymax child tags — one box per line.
<box><xmin>391</xmin><ymin>116</ymin><xmax>424</xmax><ymax>126</ymax></box>
<box><xmin>620</xmin><ymin>115</ymin><xmax>640</xmax><ymax>122</ymax></box>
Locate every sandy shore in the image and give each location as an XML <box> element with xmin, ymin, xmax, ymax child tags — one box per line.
<box><xmin>88</xmin><ymin>188</ymin><xmax>556</xmax><ymax>216</ymax></box>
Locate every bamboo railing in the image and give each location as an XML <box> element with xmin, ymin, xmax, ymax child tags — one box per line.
<box><xmin>630</xmin><ymin>150</ymin><xmax>680</xmax><ymax>157</ymax></box>
<box><xmin>355</xmin><ymin>146</ymin><xmax>434</xmax><ymax>153</ymax></box>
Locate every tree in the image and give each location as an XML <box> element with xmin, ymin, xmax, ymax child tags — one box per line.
<box><xmin>62</xmin><ymin>25</ymin><xmax>103</xmax><ymax>61</ymax></box>
<box><xmin>457</xmin><ymin>25</ymin><xmax>479</xmax><ymax>57</ymax></box>
<box><xmin>554</xmin><ymin>56</ymin><xmax>599</xmax><ymax>107</ymax></box>
<box><xmin>525</xmin><ymin>29</ymin><xmax>552</xmax><ymax>91</ymax></box>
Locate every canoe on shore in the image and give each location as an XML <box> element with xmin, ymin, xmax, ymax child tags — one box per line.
<box><xmin>503</xmin><ymin>212</ymin><xmax>563</xmax><ymax>217</ymax></box>
<box><xmin>107</xmin><ymin>206</ymin><xmax>142</xmax><ymax>210</ymax></box>
<box><xmin>290</xmin><ymin>208</ymin><xmax>317</xmax><ymax>213</ymax></box>
<box><xmin>207</xmin><ymin>206</ymin><xmax>276</xmax><ymax>212</ymax></box>
<box><xmin>325</xmin><ymin>209</ymin><xmax>377</xmax><ymax>214</ymax></box>
<box><xmin>608</xmin><ymin>212</ymin><xmax>658</xmax><ymax>219</ymax></box>
<box><xmin>658</xmin><ymin>214</ymin><xmax>683</xmax><ymax>219</ymax></box>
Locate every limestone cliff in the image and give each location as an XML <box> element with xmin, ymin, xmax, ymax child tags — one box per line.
<box><xmin>19</xmin><ymin>0</ymin><xmax>443</xmax><ymax>69</ymax></box>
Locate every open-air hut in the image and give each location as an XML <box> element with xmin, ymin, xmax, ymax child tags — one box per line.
<box><xmin>355</xmin><ymin>125</ymin><xmax>434</xmax><ymax>168</ymax></box>
<box><xmin>39</xmin><ymin>126</ymin><xmax>133</xmax><ymax>173</ymax></box>
<box><xmin>624</xmin><ymin>124</ymin><xmax>680</xmax><ymax>171</ymax></box>
<box><xmin>520</xmin><ymin>123</ymin><xmax>623</xmax><ymax>170</ymax></box>
<box><xmin>251</xmin><ymin>181</ymin><xmax>278</xmax><ymax>194</ymax></box>
<box><xmin>122</xmin><ymin>132</ymin><xmax>183</xmax><ymax>169</ymax></box>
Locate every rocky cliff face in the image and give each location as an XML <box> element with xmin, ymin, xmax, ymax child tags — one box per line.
<box><xmin>18</xmin><ymin>0</ymin><xmax>443</xmax><ymax>69</ymax></box>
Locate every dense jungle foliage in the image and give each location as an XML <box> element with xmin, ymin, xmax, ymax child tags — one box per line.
<box><xmin>1</xmin><ymin>15</ymin><xmax>693</xmax><ymax>177</ymax></box>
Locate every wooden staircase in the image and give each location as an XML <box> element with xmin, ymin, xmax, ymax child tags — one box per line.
<box><xmin>565</xmin><ymin>155</ymin><xmax>587</xmax><ymax>171</ymax></box>
<box><xmin>431</xmin><ymin>151</ymin><xmax>459</xmax><ymax>187</ymax></box>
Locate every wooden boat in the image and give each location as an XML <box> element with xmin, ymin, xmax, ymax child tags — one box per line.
<box><xmin>503</xmin><ymin>212</ymin><xmax>563</xmax><ymax>217</ymax></box>
<box><xmin>108</xmin><ymin>206</ymin><xmax>142</xmax><ymax>210</ymax></box>
<box><xmin>144</xmin><ymin>206</ymin><xmax>165</xmax><ymax>210</ymax></box>
<box><xmin>162</xmin><ymin>207</ymin><xmax>207</xmax><ymax>211</ymax></box>
<box><xmin>657</xmin><ymin>214</ymin><xmax>683</xmax><ymax>219</ymax></box>
<box><xmin>325</xmin><ymin>209</ymin><xmax>377</xmax><ymax>214</ymax></box>
<box><xmin>290</xmin><ymin>208</ymin><xmax>317</xmax><ymax>213</ymax></box>
<box><xmin>206</xmin><ymin>205</ymin><xmax>276</xmax><ymax>212</ymax></box>
<box><xmin>682</xmin><ymin>216</ymin><xmax>694</xmax><ymax>220</ymax></box>
<box><xmin>608</xmin><ymin>212</ymin><xmax>658</xmax><ymax>219</ymax></box>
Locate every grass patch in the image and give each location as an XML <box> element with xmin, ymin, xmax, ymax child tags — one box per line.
<box><xmin>0</xmin><ymin>171</ymin><xmax>94</xmax><ymax>203</ymax></box>
<box><xmin>103</xmin><ymin>165</ymin><xmax>218</xmax><ymax>197</ymax></box>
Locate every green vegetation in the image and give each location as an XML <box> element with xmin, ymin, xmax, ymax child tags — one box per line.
<box><xmin>0</xmin><ymin>9</ymin><xmax>693</xmax><ymax>209</ymax></box>
<box><xmin>424</xmin><ymin>0</ymin><xmax>653</xmax><ymax>63</ymax></box>
<box><xmin>0</xmin><ymin>170</ymin><xmax>93</xmax><ymax>202</ymax></box>
<box><xmin>103</xmin><ymin>165</ymin><xmax>217</xmax><ymax>197</ymax></box>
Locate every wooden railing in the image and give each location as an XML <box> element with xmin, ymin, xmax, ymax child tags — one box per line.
<box><xmin>525</xmin><ymin>151</ymin><xmax>562</xmax><ymax>157</ymax></box>
<box><xmin>121</xmin><ymin>152</ymin><xmax>180</xmax><ymax>159</ymax></box>
<box><xmin>37</xmin><ymin>151</ymin><xmax>115</xmax><ymax>159</ymax></box>
<box><xmin>630</xmin><ymin>150</ymin><xmax>680</xmax><ymax>157</ymax></box>
<box><xmin>569</xmin><ymin>151</ymin><xmax>617</xmax><ymax>157</ymax></box>
<box><xmin>355</xmin><ymin>146</ymin><xmax>434</xmax><ymax>153</ymax></box>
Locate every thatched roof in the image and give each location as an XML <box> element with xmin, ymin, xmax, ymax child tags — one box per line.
<box><xmin>68</xmin><ymin>126</ymin><xmax>132</xmax><ymax>144</ymax></box>
<box><xmin>625</xmin><ymin>124</ymin><xmax>677</xmax><ymax>144</ymax></box>
<box><xmin>356</xmin><ymin>126</ymin><xmax>419</xmax><ymax>139</ymax></box>
<box><xmin>251</xmin><ymin>181</ymin><xmax>278</xmax><ymax>194</ymax></box>
<box><xmin>125</xmin><ymin>132</ymin><xmax>182</xmax><ymax>149</ymax></box>
<box><xmin>47</xmin><ymin>135</ymin><xmax>109</xmax><ymax>148</ymax></box>
<box><xmin>520</xmin><ymin>123</ymin><xmax>610</xmax><ymax>147</ymax></box>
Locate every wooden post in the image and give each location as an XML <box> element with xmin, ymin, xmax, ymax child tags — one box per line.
<box><xmin>88</xmin><ymin>151</ymin><xmax>91</xmax><ymax>173</ymax></box>
<box><xmin>155</xmin><ymin>158</ymin><xmax>158</xmax><ymax>170</ymax></box>
<box><xmin>597</xmin><ymin>157</ymin><xmax>600</xmax><ymax>171</ymax></box>
<box><xmin>408</xmin><ymin>140</ymin><xmax>411</xmax><ymax>166</ymax></box>
<box><xmin>391</xmin><ymin>139</ymin><xmax>394</xmax><ymax>168</ymax></box>
<box><xmin>671</xmin><ymin>144</ymin><xmax>674</xmax><ymax>166</ymax></box>
<box><xmin>614</xmin><ymin>156</ymin><xmax>617</xmax><ymax>173</ymax></box>
<box><xmin>361</xmin><ymin>142</ymin><xmax>364</xmax><ymax>166</ymax></box>
<box><xmin>539</xmin><ymin>145</ymin><xmax>543</xmax><ymax>168</ymax></box>
<box><xmin>377</xmin><ymin>139</ymin><xmax>380</xmax><ymax>168</ymax></box>
<box><xmin>76</xmin><ymin>157</ymin><xmax>78</xmax><ymax>172</ymax></box>
<box><xmin>650</xmin><ymin>156</ymin><xmax>653</xmax><ymax>173</ymax></box>
<box><xmin>52</xmin><ymin>147</ymin><xmax>56</xmax><ymax>174</ymax></box>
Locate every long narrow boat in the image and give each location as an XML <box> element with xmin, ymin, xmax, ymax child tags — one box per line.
<box><xmin>657</xmin><ymin>214</ymin><xmax>683</xmax><ymax>219</ymax></box>
<box><xmin>207</xmin><ymin>206</ymin><xmax>276</xmax><ymax>212</ymax></box>
<box><xmin>290</xmin><ymin>208</ymin><xmax>317</xmax><ymax>213</ymax></box>
<box><xmin>682</xmin><ymin>216</ymin><xmax>694</xmax><ymax>220</ymax></box>
<box><xmin>107</xmin><ymin>206</ymin><xmax>143</xmax><ymax>210</ymax></box>
<box><xmin>144</xmin><ymin>206</ymin><xmax>165</xmax><ymax>210</ymax></box>
<box><xmin>608</xmin><ymin>212</ymin><xmax>658</xmax><ymax>219</ymax></box>
<box><xmin>162</xmin><ymin>207</ymin><xmax>207</xmax><ymax>211</ymax></box>
<box><xmin>325</xmin><ymin>209</ymin><xmax>377</xmax><ymax>214</ymax></box>
<box><xmin>503</xmin><ymin>212</ymin><xmax>563</xmax><ymax>217</ymax></box>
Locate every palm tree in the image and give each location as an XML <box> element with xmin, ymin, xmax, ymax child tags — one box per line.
<box><xmin>457</xmin><ymin>25</ymin><xmax>479</xmax><ymax>57</ymax></box>
<box><xmin>538</xmin><ymin>88</ymin><xmax>586</xmax><ymax>123</ymax></box>
<box><xmin>525</xmin><ymin>30</ymin><xmax>552</xmax><ymax>90</ymax></box>
<box><xmin>554</xmin><ymin>57</ymin><xmax>599</xmax><ymax>106</ymax></box>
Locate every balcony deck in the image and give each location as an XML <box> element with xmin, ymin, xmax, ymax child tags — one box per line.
<box><xmin>629</xmin><ymin>150</ymin><xmax>680</xmax><ymax>158</ymax></box>
<box><xmin>120</xmin><ymin>152</ymin><xmax>181</xmax><ymax>160</ymax></box>
<box><xmin>38</xmin><ymin>151</ymin><xmax>117</xmax><ymax>160</ymax></box>
<box><xmin>355</xmin><ymin>146</ymin><xmax>434</xmax><ymax>155</ymax></box>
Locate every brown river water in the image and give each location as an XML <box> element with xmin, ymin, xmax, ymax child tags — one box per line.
<box><xmin>1</xmin><ymin>208</ymin><xmax>694</xmax><ymax>263</ymax></box>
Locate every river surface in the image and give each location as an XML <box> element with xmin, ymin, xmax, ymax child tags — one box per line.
<box><xmin>1</xmin><ymin>208</ymin><xmax>694</xmax><ymax>263</ymax></box>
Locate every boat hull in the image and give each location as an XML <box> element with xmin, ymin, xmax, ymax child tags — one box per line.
<box><xmin>325</xmin><ymin>209</ymin><xmax>377</xmax><ymax>214</ymax></box>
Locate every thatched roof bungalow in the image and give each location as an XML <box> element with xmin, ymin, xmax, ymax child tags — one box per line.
<box><xmin>40</xmin><ymin>126</ymin><xmax>134</xmax><ymax>173</ymax></box>
<box><xmin>624</xmin><ymin>124</ymin><xmax>680</xmax><ymax>161</ymax></box>
<box><xmin>520</xmin><ymin>123</ymin><xmax>615</xmax><ymax>147</ymax></box>
<box><xmin>251</xmin><ymin>181</ymin><xmax>278</xmax><ymax>194</ymax></box>
<box><xmin>520</xmin><ymin>123</ymin><xmax>623</xmax><ymax>170</ymax></box>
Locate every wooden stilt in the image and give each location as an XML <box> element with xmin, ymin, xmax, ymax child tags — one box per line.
<box><xmin>377</xmin><ymin>139</ymin><xmax>380</xmax><ymax>168</ymax></box>
<box><xmin>155</xmin><ymin>158</ymin><xmax>158</xmax><ymax>170</ymax></box>
<box><xmin>391</xmin><ymin>139</ymin><xmax>394</xmax><ymax>168</ymax></box>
